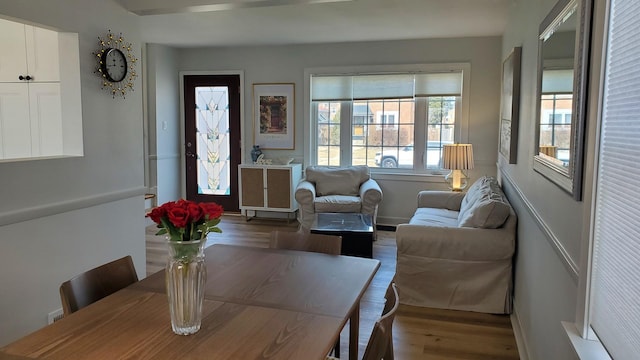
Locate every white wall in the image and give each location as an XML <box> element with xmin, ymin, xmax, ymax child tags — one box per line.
<box><xmin>499</xmin><ymin>0</ymin><xmax>603</xmax><ymax>358</ymax></box>
<box><xmin>0</xmin><ymin>0</ymin><xmax>145</xmax><ymax>346</ymax></box>
<box><xmin>146</xmin><ymin>43</ymin><xmax>181</xmax><ymax>204</ymax></box>
<box><xmin>163</xmin><ymin>36</ymin><xmax>502</xmax><ymax>224</ymax></box>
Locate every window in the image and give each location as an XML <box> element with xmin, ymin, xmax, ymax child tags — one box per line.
<box><xmin>376</xmin><ymin>111</ymin><xmax>398</xmax><ymax>128</ymax></box>
<box><xmin>586</xmin><ymin>0</ymin><xmax>640</xmax><ymax>358</ymax></box>
<box><xmin>540</xmin><ymin>93</ymin><xmax>573</xmax><ymax>164</ymax></box>
<box><xmin>309</xmin><ymin>65</ymin><xmax>467</xmax><ymax>173</ymax></box>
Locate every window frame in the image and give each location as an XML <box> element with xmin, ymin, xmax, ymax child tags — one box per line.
<box><xmin>303</xmin><ymin>63</ymin><xmax>471</xmax><ymax>177</ymax></box>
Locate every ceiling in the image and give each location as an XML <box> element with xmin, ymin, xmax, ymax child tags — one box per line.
<box><xmin>117</xmin><ymin>0</ymin><xmax>511</xmax><ymax>48</ymax></box>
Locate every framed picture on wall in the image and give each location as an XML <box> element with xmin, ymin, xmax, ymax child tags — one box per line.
<box><xmin>499</xmin><ymin>47</ymin><xmax>522</xmax><ymax>164</ymax></box>
<box><xmin>252</xmin><ymin>83</ymin><xmax>295</xmax><ymax>150</ymax></box>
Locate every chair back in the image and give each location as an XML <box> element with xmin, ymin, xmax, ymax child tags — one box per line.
<box><xmin>59</xmin><ymin>255</ymin><xmax>138</xmax><ymax>316</ymax></box>
<box><xmin>269</xmin><ymin>230</ymin><xmax>342</xmax><ymax>255</ymax></box>
<box><xmin>362</xmin><ymin>283</ymin><xmax>399</xmax><ymax>360</ymax></box>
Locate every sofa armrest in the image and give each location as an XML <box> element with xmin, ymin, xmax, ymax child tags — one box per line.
<box><xmin>295</xmin><ymin>179</ymin><xmax>316</xmax><ymax>229</ymax></box>
<box><xmin>417</xmin><ymin>191</ymin><xmax>464</xmax><ymax>211</ymax></box>
<box><xmin>396</xmin><ymin>221</ymin><xmax>515</xmax><ymax>261</ymax></box>
<box><xmin>359</xmin><ymin>178</ymin><xmax>383</xmax><ymax>215</ymax></box>
<box><xmin>295</xmin><ymin>179</ymin><xmax>316</xmax><ymax>205</ymax></box>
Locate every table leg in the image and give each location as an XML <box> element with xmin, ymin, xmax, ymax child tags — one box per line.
<box><xmin>349</xmin><ymin>302</ymin><xmax>360</xmax><ymax>360</ymax></box>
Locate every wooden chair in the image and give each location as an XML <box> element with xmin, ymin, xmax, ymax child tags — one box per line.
<box><xmin>327</xmin><ymin>283</ymin><xmax>399</xmax><ymax>360</ymax></box>
<box><xmin>269</xmin><ymin>230</ymin><xmax>342</xmax><ymax>255</ymax></box>
<box><xmin>362</xmin><ymin>282</ymin><xmax>399</xmax><ymax>360</ymax></box>
<box><xmin>59</xmin><ymin>255</ymin><xmax>138</xmax><ymax>316</ymax></box>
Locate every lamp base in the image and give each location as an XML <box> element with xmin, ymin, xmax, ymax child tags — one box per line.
<box><xmin>444</xmin><ymin>170</ymin><xmax>469</xmax><ymax>191</ymax></box>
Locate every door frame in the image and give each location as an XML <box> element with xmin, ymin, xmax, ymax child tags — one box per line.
<box><xmin>179</xmin><ymin>70</ymin><xmax>245</xmax><ymax>200</ymax></box>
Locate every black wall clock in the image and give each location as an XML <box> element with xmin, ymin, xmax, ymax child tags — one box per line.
<box><xmin>94</xmin><ymin>30</ymin><xmax>138</xmax><ymax>98</ymax></box>
<box><xmin>101</xmin><ymin>48</ymin><xmax>127</xmax><ymax>82</ymax></box>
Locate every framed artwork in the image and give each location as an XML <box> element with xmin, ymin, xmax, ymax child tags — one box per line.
<box><xmin>253</xmin><ymin>83</ymin><xmax>295</xmax><ymax>150</ymax></box>
<box><xmin>499</xmin><ymin>46</ymin><xmax>522</xmax><ymax>164</ymax></box>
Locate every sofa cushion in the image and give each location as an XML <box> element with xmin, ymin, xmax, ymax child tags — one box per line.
<box><xmin>409</xmin><ymin>208</ymin><xmax>460</xmax><ymax>227</ymax></box>
<box><xmin>305</xmin><ymin>166</ymin><xmax>370</xmax><ymax>197</ymax></box>
<box><xmin>314</xmin><ymin>195</ymin><xmax>362</xmax><ymax>213</ymax></box>
<box><xmin>458</xmin><ymin>176</ymin><xmax>511</xmax><ymax>229</ymax></box>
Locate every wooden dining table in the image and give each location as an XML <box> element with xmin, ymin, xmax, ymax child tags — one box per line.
<box><xmin>0</xmin><ymin>244</ymin><xmax>380</xmax><ymax>360</ymax></box>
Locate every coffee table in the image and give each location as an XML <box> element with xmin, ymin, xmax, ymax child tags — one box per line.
<box><xmin>310</xmin><ymin>212</ymin><xmax>374</xmax><ymax>258</ymax></box>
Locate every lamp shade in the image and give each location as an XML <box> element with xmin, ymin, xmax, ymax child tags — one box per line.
<box><xmin>442</xmin><ymin>144</ymin><xmax>474</xmax><ymax>170</ymax></box>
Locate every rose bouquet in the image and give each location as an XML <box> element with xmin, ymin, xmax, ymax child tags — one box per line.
<box><xmin>147</xmin><ymin>199</ymin><xmax>223</xmax><ymax>242</ymax></box>
<box><xmin>148</xmin><ymin>199</ymin><xmax>223</xmax><ymax>335</ymax></box>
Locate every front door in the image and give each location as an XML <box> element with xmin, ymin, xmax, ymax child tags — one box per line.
<box><xmin>184</xmin><ymin>74</ymin><xmax>241</xmax><ymax>212</ymax></box>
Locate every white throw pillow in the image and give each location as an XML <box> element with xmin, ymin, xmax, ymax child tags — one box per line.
<box><xmin>458</xmin><ymin>176</ymin><xmax>511</xmax><ymax>229</ymax></box>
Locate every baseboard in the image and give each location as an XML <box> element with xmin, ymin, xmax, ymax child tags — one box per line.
<box><xmin>377</xmin><ymin>215</ymin><xmax>410</xmax><ymax>226</ymax></box>
<box><xmin>511</xmin><ymin>305</ymin><xmax>531</xmax><ymax>360</ymax></box>
<box><xmin>376</xmin><ymin>224</ymin><xmax>396</xmax><ymax>231</ymax></box>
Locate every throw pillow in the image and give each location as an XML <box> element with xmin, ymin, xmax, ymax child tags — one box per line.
<box><xmin>458</xmin><ymin>177</ymin><xmax>511</xmax><ymax>229</ymax></box>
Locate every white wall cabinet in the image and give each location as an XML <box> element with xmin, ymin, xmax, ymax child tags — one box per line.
<box><xmin>239</xmin><ymin>164</ymin><xmax>302</xmax><ymax>218</ymax></box>
<box><xmin>0</xmin><ymin>21</ymin><xmax>60</xmax><ymax>83</ymax></box>
<box><xmin>0</xmin><ymin>18</ymin><xmax>63</xmax><ymax>160</ymax></box>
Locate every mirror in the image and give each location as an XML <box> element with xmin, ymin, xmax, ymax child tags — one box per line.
<box><xmin>534</xmin><ymin>0</ymin><xmax>592</xmax><ymax>200</ymax></box>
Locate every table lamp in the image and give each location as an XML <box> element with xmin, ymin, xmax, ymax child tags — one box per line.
<box><xmin>442</xmin><ymin>144</ymin><xmax>474</xmax><ymax>191</ymax></box>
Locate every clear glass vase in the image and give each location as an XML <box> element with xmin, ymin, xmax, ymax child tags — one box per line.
<box><xmin>166</xmin><ymin>239</ymin><xmax>207</xmax><ymax>335</ymax></box>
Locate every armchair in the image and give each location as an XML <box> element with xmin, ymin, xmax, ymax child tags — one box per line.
<box><xmin>295</xmin><ymin>165</ymin><xmax>383</xmax><ymax>231</ymax></box>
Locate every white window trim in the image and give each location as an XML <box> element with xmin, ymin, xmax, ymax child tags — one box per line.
<box><xmin>569</xmin><ymin>0</ymin><xmax>612</xmax><ymax>358</ymax></box>
<box><xmin>303</xmin><ymin>63</ymin><xmax>471</xmax><ymax>178</ymax></box>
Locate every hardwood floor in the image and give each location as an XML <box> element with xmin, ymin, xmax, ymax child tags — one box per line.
<box><xmin>146</xmin><ymin>214</ymin><xmax>520</xmax><ymax>359</ymax></box>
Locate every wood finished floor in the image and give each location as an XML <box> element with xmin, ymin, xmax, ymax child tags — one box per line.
<box><xmin>146</xmin><ymin>214</ymin><xmax>520</xmax><ymax>359</ymax></box>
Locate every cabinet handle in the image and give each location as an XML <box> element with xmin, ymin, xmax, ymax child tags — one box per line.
<box><xmin>19</xmin><ymin>75</ymin><xmax>25</xmax><ymax>80</ymax></box>
<box><xmin>25</xmin><ymin>75</ymin><xmax>32</xmax><ymax>81</ymax></box>
<box><xmin>18</xmin><ymin>75</ymin><xmax>33</xmax><ymax>81</ymax></box>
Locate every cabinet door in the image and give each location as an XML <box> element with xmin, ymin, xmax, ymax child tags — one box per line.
<box><xmin>266</xmin><ymin>168</ymin><xmax>292</xmax><ymax>209</ymax></box>
<box><xmin>25</xmin><ymin>25</ymin><xmax>60</xmax><ymax>82</ymax></box>
<box><xmin>0</xmin><ymin>20</ymin><xmax>28</xmax><ymax>82</ymax></box>
<box><xmin>240</xmin><ymin>167</ymin><xmax>265</xmax><ymax>207</ymax></box>
<box><xmin>29</xmin><ymin>83</ymin><xmax>62</xmax><ymax>156</ymax></box>
<box><xmin>0</xmin><ymin>83</ymin><xmax>31</xmax><ymax>159</ymax></box>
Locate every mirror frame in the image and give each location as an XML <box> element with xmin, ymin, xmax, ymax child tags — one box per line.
<box><xmin>533</xmin><ymin>0</ymin><xmax>593</xmax><ymax>201</ymax></box>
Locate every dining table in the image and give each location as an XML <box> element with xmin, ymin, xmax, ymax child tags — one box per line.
<box><xmin>0</xmin><ymin>244</ymin><xmax>380</xmax><ymax>360</ymax></box>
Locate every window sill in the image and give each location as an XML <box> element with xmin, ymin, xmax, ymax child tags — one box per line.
<box><xmin>371</xmin><ymin>171</ymin><xmax>448</xmax><ymax>183</ymax></box>
<box><xmin>562</xmin><ymin>322</ymin><xmax>611</xmax><ymax>360</ymax></box>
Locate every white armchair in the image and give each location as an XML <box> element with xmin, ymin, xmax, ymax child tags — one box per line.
<box><xmin>295</xmin><ymin>165</ymin><xmax>383</xmax><ymax>231</ymax></box>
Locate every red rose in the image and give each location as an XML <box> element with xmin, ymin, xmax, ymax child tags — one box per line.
<box><xmin>187</xmin><ymin>203</ymin><xmax>204</xmax><ymax>222</ymax></box>
<box><xmin>147</xmin><ymin>206</ymin><xmax>166</xmax><ymax>224</ymax></box>
<box><xmin>167</xmin><ymin>207</ymin><xmax>190</xmax><ymax>228</ymax></box>
<box><xmin>201</xmin><ymin>202</ymin><xmax>223</xmax><ymax>220</ymax></box>
<box><xmin>175</xmin><ymin>199</ymin><xmax>190</xmax><ymax>209</ymax></box>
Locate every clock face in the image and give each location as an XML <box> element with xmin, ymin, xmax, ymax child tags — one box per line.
<box><xmin>101</xmin><ymin>48</ymin><xmax>127</xmax><ymax>83</ymax></box>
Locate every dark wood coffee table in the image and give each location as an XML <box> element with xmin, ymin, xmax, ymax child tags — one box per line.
<box><xmin>310</xmin><ymin>213</ymin><xmax>374</xmax><ymax>258</ymax></box>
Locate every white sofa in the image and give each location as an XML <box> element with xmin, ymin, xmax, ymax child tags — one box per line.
<box><xmin>294</xmin><ymin>165</ymin><xmax>383</xmax><ymax>231</ymax></box>
<box><xmin>395</xmin><ymin>176</ymin><xmax>516</xmax><ymax>314</ymax></box>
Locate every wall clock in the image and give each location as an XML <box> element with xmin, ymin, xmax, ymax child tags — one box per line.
<box><xmin>94</xmin><ymin>30</ymin><xmax>138</xmax><ymax>98</ymax></box>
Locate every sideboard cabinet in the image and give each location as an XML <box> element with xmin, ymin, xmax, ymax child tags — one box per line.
<box><xmin>238</xmin><ymin>164</ymin><xmax>302</xmax><ymax>219</ymax></box>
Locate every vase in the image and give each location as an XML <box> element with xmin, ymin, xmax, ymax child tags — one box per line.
<box><xmin>165</xmin><ymin>239</ymin><xmax>207</xmax><ymax>335</ymax></box>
